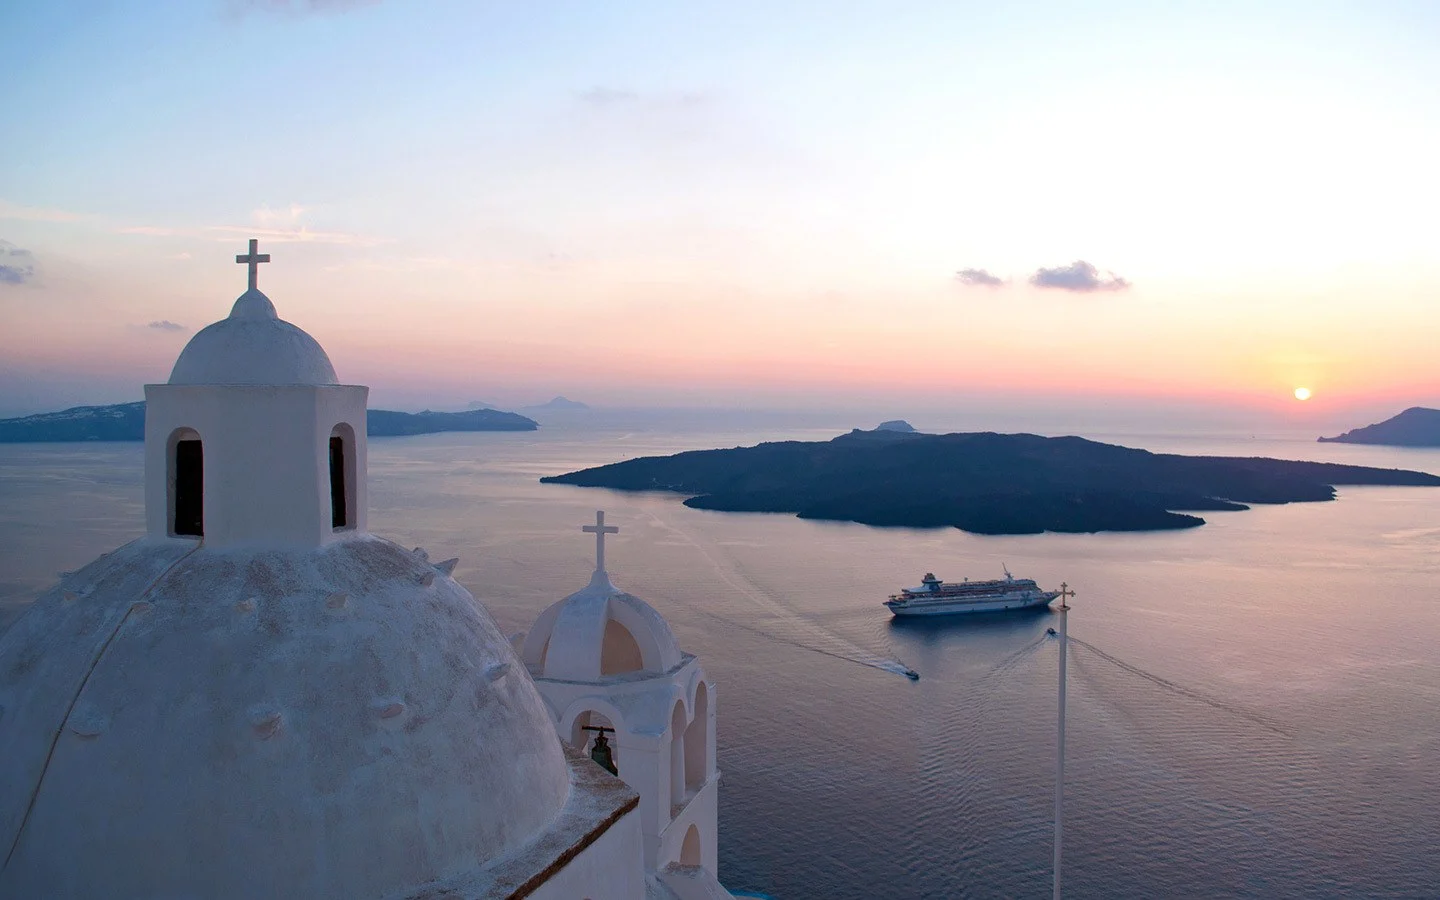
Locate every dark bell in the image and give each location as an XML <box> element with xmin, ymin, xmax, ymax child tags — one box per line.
<box><xmin>590</xmin><ymin>731</ymin><xmax>618</xmax><ymax>776</ymax></box>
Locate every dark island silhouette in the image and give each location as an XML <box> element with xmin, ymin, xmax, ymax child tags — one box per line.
<box><xmin>0</xmin><ymin>401</ymin><xmax>537</xmax><ymax>442</ymax></box>
<box><xmin>541</xmin><ymin>430</ymin><xmax>1440</xmax><ymax>535</ymax></box>
<box><xmin>1319</xmin><ymin>407</ymin><xmax>1440</xmax><ymax>447</ymax></box>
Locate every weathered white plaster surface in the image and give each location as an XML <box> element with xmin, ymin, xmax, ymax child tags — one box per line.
<box><xmin>0</xmin><ymin>535</ymin><xmax>571</xmax><ymax>900</ymax></box>
<box><xmin>414</xmin><ymin>747</ymin><xmax>646</xmax><ymax>900</ymax></box>
<box><xmin>525</xmin><ymin>809</ymin><xmax>645</xmax><ymax>900</ymax></box>
<box><xmin>169</xmin><ymin>289</ymin><xmax>337</xmax><ymax>386</ymax></box>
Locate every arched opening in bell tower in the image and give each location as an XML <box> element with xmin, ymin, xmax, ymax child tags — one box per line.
<box><xmin>680</xmin><ymin>824</ymin><xmax>702</xmax><ymax>867</ymax></box>
<box><xmin>329</xmin><ymin>423</ymin><xmax>356</xmax><ymax>530</ymax></box>
<box><xmin>684</xmin><ymin>681</ymin><xmax>709</xmax><ymax>791</ymax></box>
<box><xmin>600</xmin><ymin>618</ymin><xmax>645</xmax><ymax>675</ymax></box>
<box><xmin>169</xmin><ymin>428</ymin><xmax>203</xmax><ymax>537</ymax></box>
<box><xmin>669</xmin><ymin>700</ymin><xmax>687</xmax><ymax>803</ymax></box>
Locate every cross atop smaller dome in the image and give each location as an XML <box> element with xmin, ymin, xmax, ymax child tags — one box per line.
<box><xmin>236</xmin><ymin>237</ymin><xmax>270</xmax><ymax>291</ymax></box>
<box><xmin>521</xmin><ymin>511</ymin><xmax>683</xmax><ymax>682</ymax></box>
<box><xmin>167</xmin><ymin>239</ymin><xmax>337</xmax><ymax>386</ymax></box>
<box><xmin>583</xmin><ymin>510</ymin><xmax>620</xmax><ymax>569</ymax></box>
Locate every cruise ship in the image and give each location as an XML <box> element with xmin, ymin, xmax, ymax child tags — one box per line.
<box><xmin>884</xmin><ymin>569</ymin><xmax>1059</xmax><ymax>616</ymax></box>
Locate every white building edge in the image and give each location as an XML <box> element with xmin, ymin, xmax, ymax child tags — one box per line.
<box><xmin>0</xmin><ymin>243</ymin><xmax>734</xmax><ymax>900</ymax></box>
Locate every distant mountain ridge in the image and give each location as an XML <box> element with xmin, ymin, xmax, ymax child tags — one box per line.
<box><xmin>542</xmin><ymin>430</ymin><xmax>1440</xmax><ymax>536</ymax></box>
<box><xmin>0</xmin><ymin>402</ymin><xmax>537</xmax><ymax>442</ymax></box>
<box><xmin>1319</xmin><ymin>407</ymin><xmax>1440</xmax><ymax>447</ymax></box>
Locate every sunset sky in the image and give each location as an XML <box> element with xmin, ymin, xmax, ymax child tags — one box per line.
<box><xmin>2</xmin><ymin>1</ymin><xmax>1438</xmax><ymax>423</ymax></box>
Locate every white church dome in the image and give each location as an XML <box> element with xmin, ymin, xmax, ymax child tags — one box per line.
<box><xmin>0</xmin><ymin>536</ymin><xmax>572</xmax><ymax>899</ymax></box>
<box><xmin>523</xmin><ymin>570</ymin><xmax>684</xmax><ymax>682</ymax></box>
<box><xmin>169</xmin><ymin>288</ymin><xmax>338</xmax><ymax>385</ymax></box>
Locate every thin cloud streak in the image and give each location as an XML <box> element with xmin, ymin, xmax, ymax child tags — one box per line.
<box><xmin>226</xmin><ymin>0</ymin><xmax>380</xmax><ymax>17</ymax></box>
<box><xmin>118</xmin><ymin>224</ymin><xmax>388</xmax><ymax>247</ymax></box>
<box><xmin>0</xmin><ymin>199</ymin><xmax>385</xmax><ymax>248</ymax></box>
<box><xmin>0</xmin><ymin>201</ymin><xmax>90</xmax><ymax>224</ymax></box>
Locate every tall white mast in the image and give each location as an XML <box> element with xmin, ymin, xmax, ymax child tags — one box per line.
<box><xmin>1054</xmin><ymin>581</ymin><xmax>1075</xmax><ymax>900</ymax></box>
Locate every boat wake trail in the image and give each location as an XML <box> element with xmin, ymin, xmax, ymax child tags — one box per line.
<box><xmin>983</xmin><ymin>634</ymin><xmax>1052</xmax><ymax>681</ymax></box>
<box><xmin>642</xmin><ymin>511</ymin><xmax>918</xmax><ymax>680</ymax></box>
<box><xmin>1069</xmin><ymin>635</ymin><xmax>1292</xmax><ymax>737</ymax></box>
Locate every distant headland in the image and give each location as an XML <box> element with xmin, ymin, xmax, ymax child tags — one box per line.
<box><xmin>1319</xmin><ymin>407</ymin><xmax>1440</xmax><ymax>447</ymax></box>
<box><xmin>541</xmin><ymin>430</ymin><xmax>1440</xmax><ymax>535</ymax></box>
<box><xmin>0</xmin><ymin>402</ymin><xmax>538</xmax><ymax>443</ymax></box>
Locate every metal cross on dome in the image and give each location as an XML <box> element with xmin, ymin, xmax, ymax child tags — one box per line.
<box><xmin>582</xmin><ymin>510</ymin><xmax>619</xmax><ymax>572</ymax></box>
<box><xmin>236</xmin><ymin>238</ymin><xmax>271</xmax><ymax>291</ymax></box>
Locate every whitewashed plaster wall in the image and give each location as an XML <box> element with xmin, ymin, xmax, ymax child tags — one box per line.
<box><xmin>527</xmin><ymin>808</ymin><xmax>646</xmax><ymax>900</ymax></box>
<box><xmin>143</xmin><ymin>383</ymin><xmax>368</xmax><ymax>547</ymax></box>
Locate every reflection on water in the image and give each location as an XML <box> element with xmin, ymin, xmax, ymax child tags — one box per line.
<box><xmin>2</xmin><ymin>421</ymin><xmax>1439</xmax><ymax>898</ymax></box>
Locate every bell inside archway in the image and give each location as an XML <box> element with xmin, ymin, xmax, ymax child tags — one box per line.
<box><xmin>582</xmin><ymin>724</ymin><xmax>619</xmax><ymax>776</ymax></box>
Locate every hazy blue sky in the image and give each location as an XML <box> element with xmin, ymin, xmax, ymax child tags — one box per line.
<box><xmin>2</xmin><ymin>1</ymin><xmax>1438</xmax><ymax>424</ymax></box>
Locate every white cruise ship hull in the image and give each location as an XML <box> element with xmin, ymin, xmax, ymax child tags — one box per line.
<box><xmin>886</xmin><ymin>592</ymin><xmax>1057</xmax><ymax>616</ymax></box>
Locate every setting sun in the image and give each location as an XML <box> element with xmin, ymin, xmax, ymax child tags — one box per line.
<box><xmin>1294</xmin><ymin>387</ymin><xmax>1312</xmax><ymax>401</ymax></box>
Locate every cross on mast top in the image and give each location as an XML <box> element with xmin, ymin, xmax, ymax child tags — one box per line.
<box><xmin>1057</xmin><ymin>582</ymin><xmax>1075</xmax><ymax>611</ymax></box>
<box><xmin>236</xmin><ymin>238</ymin><xmax>271</xmax><ymax>291</ymax></box>
<box><xmin>581</xmin><ymin>510</ymin><xmax>620</xmax><ymax>572</ymax></box>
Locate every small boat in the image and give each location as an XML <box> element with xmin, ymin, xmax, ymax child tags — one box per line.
<box><xmin>884</xmin><ymin>567</ymin><xmax>1059</xmax><ymax>617</ymax></box>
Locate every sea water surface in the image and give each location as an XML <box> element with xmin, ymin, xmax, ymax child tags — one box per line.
<box><xmin>2</xmin><ymin>414</ymin><xmax>1439</xmax><ymax>898</ymax></box>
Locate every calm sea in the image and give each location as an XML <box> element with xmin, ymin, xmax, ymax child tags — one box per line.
<box><xmin>3</xmin><ymin>413</ymin><xmax>1439</xmax><ymax>899</ymax></box>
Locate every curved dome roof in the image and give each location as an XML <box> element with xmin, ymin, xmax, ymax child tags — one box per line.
<box><xmin>169</xmin><ymin>289</ymin><xmax>337</xmax><ymax>385</ymax></box>
<box><xmin>522</xmin><ymin>570</ymin><xmax>683</xmax><ymax>682</ymax></box>
<box><xmin>0</xmin><ymin>536</ymin><xmax>570</xmax><ymax>900</ymax></box>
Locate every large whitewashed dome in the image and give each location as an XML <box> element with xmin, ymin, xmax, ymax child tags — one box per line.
<box><xmin>169</xmin><ymin>288</ymin><xmax>337</xmax><ymax>385</ymax></box>
<box><xmin>0</xmin><ymin>536</ymin><xmax>573</xmax><ymax>899</ymax></box>
<box><xmin>0</xmin><ymin>241</ymin><xmax>584</xmax><ymax>899</ymax></box>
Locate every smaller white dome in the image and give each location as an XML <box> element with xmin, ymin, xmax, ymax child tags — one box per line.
<box><xmin>523</xmin><ymin>571</ymin><xmax>683</xmax><ymax>682</ymax></box>
<box><xmin>169</xmin><ymin>289</ymin><xmax>337</xmax><ymax>385</ymax></box>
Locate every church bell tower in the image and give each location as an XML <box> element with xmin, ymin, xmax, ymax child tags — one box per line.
<box><xmin>143</xmin><ymin>240</ymin><xmax>368</xmax><ymax>548</ymax></box>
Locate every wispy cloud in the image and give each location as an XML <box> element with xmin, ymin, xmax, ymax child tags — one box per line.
<box><xmin>226</xmin><ymin>0</ymin><xmax>379</xmax><ymax>17</ymax></box>
<box><xmin>4</xmin><ymin>198</ymin><xmax>386</xmax><ymax>249</ymax></box>
<box><xmin>252</xmin><ymin>203</ymin><xmax>309</xmax><ymax>227</ymax></box>
<box><xmin>0</xmin><ymin>200</ymin><xmax>89</xmax><ymax>224</ymax></box>
<box><xmin>0</xmin><ymin>241</ymin><xmax>36</xmax><ymax>286</ymax></box>
<box><xmin>576</xmin><ymin>87</ymin><xmax>640</xmax><ymax>107</ymax></box>
<box><xmin>148</xmin><ymin>320</ymin><xmax>187</xmax><ymax>332</ymax></box>
<box><xmin>575</xmin><ymin>86</ymin><xmax>712</xmax><ymax>110</ymax></box>
<box><xmin>955</xmin><ymin>267</ymin><xmax>1004</xmax><ymax>288</ymax></box>
<box><xmin>117</xmin><ymin>225</ymin><xmax>179</xmax><ymax>237</ymax></box>
<box><xmin>1029</xmin><ymin>260</ymin><xmax>1130</xmax><ymax>293</ymax></box>
<box><xmin>119</xmin><ymin>223</ymin><xmax>387</xmax><ymax>247</ymax></box>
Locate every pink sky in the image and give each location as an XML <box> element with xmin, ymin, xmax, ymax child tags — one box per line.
<box><xmin>3</xmin><ymin>2</ymin><xmax>1438</xmax><ymax>428</ymax></box>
